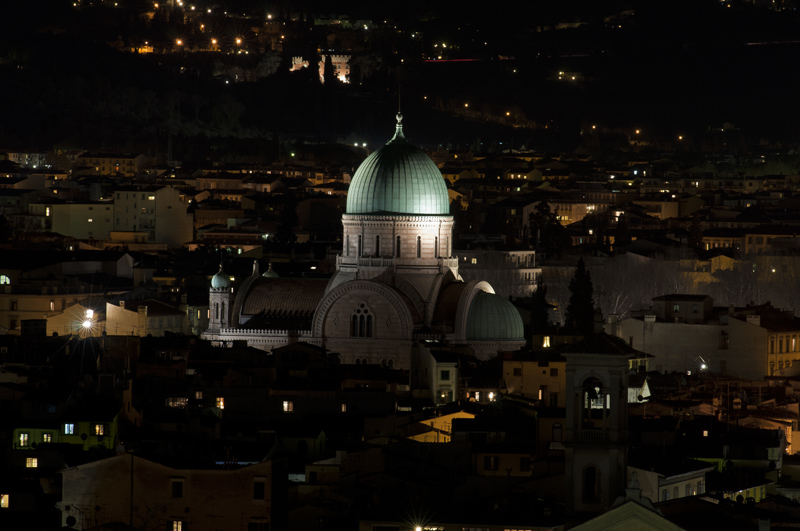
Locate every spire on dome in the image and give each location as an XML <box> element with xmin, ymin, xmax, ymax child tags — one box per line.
<box><xmin>390</xmin><ymin>112</ymin><xmax>406</xmax><ymax>143</ymax></box>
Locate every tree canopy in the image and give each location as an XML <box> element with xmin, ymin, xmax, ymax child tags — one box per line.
<box><xmin>566</xmin><ymin>257</ymin><xmax>596</xmax><ymax>334</ymax></box>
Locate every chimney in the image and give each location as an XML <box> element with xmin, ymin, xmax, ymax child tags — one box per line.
<box><xmin>119</xmin><ymin>301</ymin><xmax>125</xmax><ymax>309</ymax></box>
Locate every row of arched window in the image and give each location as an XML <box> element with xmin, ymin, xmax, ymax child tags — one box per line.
<box><xmin>213</xmin><ymin>301</ymin><xmax>227</xmax><ymax>323</ymax></box>
<box><xmin>345</xmin><ymin>234</ymin><xmax>445</xmax><ymax>259</ymax></box>
<box><xmin>354</xmin><ymin>358</ymin><xmax>394</xmax><ymax>368</ymax></box>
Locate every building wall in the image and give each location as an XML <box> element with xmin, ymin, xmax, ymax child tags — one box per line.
<box><xmin>60</xmin><ymin>455</ymin><xmax>280</xmax><ymax>530</ymax></box>
<box><xmin>503</xmin><ymin>358</ymin><xmax>566</xmax><ymax>407</ymax></box>
<box><xmin>628</xmin><ymin>467</ymin><xmax>706</xmax><ymax>503</ymax></box>
<box><xmin>610</xmin><ymin>316</ymin><xmax>786</xmax><ymax>377</ymax></box>
<box><xmin>105</xmin><ymin>303</ymin><xmax>139</xmax><ymax>336</ymax></box>
<box><xmin>51</xmin><ymin>203</ymin><xmax>114</xmax><ymax>240</ymax></box>
<box><xmin>0</xmin><ymin>293</ymin><xmax>97</xmax><ymax>334</ymax></box>
<box><xmin>154</xmin><ymin>187</ymin><xmax>194</xmax><ymax>248</ymax></box>
<box><xmin>114</xmin><ymin>188</ymin><xmax>192</xmax><ymax>248</ymax></box>
<box><xmin>59</xmin><ymin>418</ymin><xmax>119</xmax><ymax>451</ymax></box>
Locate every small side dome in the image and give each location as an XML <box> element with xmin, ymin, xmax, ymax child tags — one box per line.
<box><xmin>262</xmin><ymin>263</ymin><xmax>279</xmax><ymax>278</ymax></box>
<box><xmin>466</xmin><ymin>291</ymin><xmax>524</xmax><ymax>341</ymax></box>
<box><xmin>211</xmin><ymin>265</ymin><xmax>231</xmax><ymax>289</ymax></box>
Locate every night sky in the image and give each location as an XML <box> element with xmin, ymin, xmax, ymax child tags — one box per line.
<box><xmin>2</xmin><ymin>0</ymin><xmax>799</xmax><ymax>157</ymax></box>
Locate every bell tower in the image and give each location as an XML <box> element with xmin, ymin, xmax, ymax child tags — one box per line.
<box><xmin>563</xmin><ymin>335</ymin><xmax>631</xmax><ymax>518</ymax></box>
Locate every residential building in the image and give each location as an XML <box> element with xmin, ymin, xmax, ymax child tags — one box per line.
<box><xmin>51</xmin><ymin>202</ymin><xmax>114</xmax><ymax>241</ymax></box>
<box><xmin>113</xmin><ymin>186</ymin><xmax>193</xmax><ymax>248</ymax></box>
<box><xmin>75</xmin><ymin>152</ymin><xmax>148</xmax><ymax>177</ymax></box>
<box><xmin>59</xmin><ymin>455</ymin><xmax>286</xmax><ymax>530</ymax></box>
<box><xmin>606</xmin><ymin>297</ymin><xmax>800</xmax><ymax>377</ymax></box>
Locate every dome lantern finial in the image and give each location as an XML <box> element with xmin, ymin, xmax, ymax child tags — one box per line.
<box><xmin>391</xmin><ymin>112</ymin><xmax>405</xmax><ymax>142</ymax></box>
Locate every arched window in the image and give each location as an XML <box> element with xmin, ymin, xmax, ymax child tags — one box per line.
<box><xmin>435</xmin><ymin>236</ymin><xmax>439</xmax><ymax>258</ymax></box>
<box><xmin>0</xmin><ymin>275</ymin><xmax>9</xmax><ymax>285</ymax></box>
<box><xmin>345</xmin><ymin>235</ymin><xmax>349</xmax><ymax>256</ymax></box>
<box><xmin>375</xmin><ymin>235</ymin><xmax>381</xmax><ymax>256</ymax></box>
<box><xmin>358</xmin><ymin>235</ymin><xmax>362</xmax><ymax>257</ymax></box>
<box><xmin>396</xmin><ymin>235</ymin><xmax>401</xmax><ymax>257</ymax></box>
<box><xmin>416</xmin><ymin>236</ymin><xmax>421</xmax><ymax>258</ymax></box>
<box><xmin>583</xmin><ymin>466</ymin><xmax>599</xmax><ymax>502</ymax></box>
<box><xmin>350</xmin><ymin>303</ymin><xmax>373</xmax><ymax>338</ymax></box>
<box><xmin>214</xmin><ymin>302</ymin><xmax>219</xmax><ymax>321</ymax></box>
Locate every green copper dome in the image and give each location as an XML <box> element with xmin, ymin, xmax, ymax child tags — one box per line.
<box><xmin>466</xmin><ymin>291</ymin><xmax>525</xmax><ymax>341</ymax></box>
<box><xmin>346</xmin><ymin>113</ymin><xmax>450</xmax><ymax>215</ymax></box>
<box><xmin>211</xmin><ymin>265</ymin><xmax>231</xmax><ymax>289</ymax></box>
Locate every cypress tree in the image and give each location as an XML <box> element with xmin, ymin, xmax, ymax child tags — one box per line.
<box><xmin>566</xmin><ymin>257</ymin><xmax>595</xmax><ymax>334</ymax></box>
<box><xmin>529</xmin><ymin>277</ymin><xmax>550</xmax><ymax>335</ymax></box>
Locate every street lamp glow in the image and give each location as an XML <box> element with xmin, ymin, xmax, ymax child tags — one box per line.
<box><xmin>236</xmin><ymin>38</ymin><xmax>242</xmax><ymax>45</ymax></box>
<box><xmin>635</xmin><ymin>129</ymin><xmax>640</xmax><ymax>135</ymax></box>
<box><xmin>176</xmin><ymin>39</ymin><xmax>183</xmax><ymax>46</ymax></box>
<box><xmin>82</xmin><ymin>320</ymin><xmax>92</xmax><ymax>329</ymax></box>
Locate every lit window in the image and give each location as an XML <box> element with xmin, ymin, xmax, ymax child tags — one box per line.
<box><xmin>0</xmin><ymin>275</ymin><xmax>9</xmax><ymax>285</ymax></box>
<box><xmin>0</xmin><ymin>494</ymin><xmax>8</xmax><ymax>508</ymax></box>
<box><xmin>283</xmin><ymin>401</ymin><xmax>294</xmax><ymax>412</ymax></box>
<box><xmin>26</xmin><ymin>457</ymin><xmax>38</xmax><ymax>468</ymax></box>
<box><xmin>471</xmin><ymin>258</ymin><xmax>477</xmax><ymax>264</ymax></box>
<box><xmin>167</xmin><ymin>397</ymin><xmax>188</xmax><ymax>408</ymax></box>
<box><xmin>42</xmin><ymin>433</ymin><xmax>51</xmax><ymax>443</ymax></box>
<box><xmin>45</xmin><ymin>207</ymin><xmax>50</xmax><ymax>216</ymax></box>
<box><xmin>64</xmin><ymin>423</ymin><xmax>74</xmax><ymax>435</ymax></box>
<box><xmin>88</xmin><ymin>218</ymin><xmax>93</xmax><ymax>223</ymax></box>
<box><xmin>172</xmin><ymin>522</ymin><xmax>183</xmax><ymax>531</ymax></box>
<box><xmin>19</xmin><ymin>433</ymin><xmax>29</xmax><ymax>446</ymax></box>
<box><xmin>95</xmin><ymin>424</ymin><xmax>104</xmax><ymax>436</ymax></box>
<box><xmin>341</xmin><ymin>403</ymin><xmax>347</xmax><ymax>413</ymax></box>
<box><xmin>195</xmin><ymin>391</ymin><xmax>203</xmax><ymax>400</ymax></box>
<box><xmin>216</xmin><ymin>397</ymin><xmax>225</xmax><ymax>410</ymax></box>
